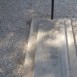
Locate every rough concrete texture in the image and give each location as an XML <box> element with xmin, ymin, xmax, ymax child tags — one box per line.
<box><xmin>28</xmin><ymin>0</ymin><xmax>77</xmax><ymax>18</ymax></box>
<box><xmin>32</xmin><ymin>0</ymin><xmax>77</xmax><ymax>18</ymax></box>
<box><xmin>54</xmin><ymin>0</ymin><xmax>77</xmax><ymax>18</ymax></box>
<box><xmin>0</xmin><ymin>0</ymin><xmax>31</xmax><ymax>77</ymax></box>
<box><xmin>0</xmin><ymin>0</ymin><xmax>77</xmax><ymax>77</ymax></box>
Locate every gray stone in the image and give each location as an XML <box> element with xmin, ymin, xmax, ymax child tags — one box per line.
<box><xmin>1</xmin><ymin>0</ymin><xmax>77</xmax><ymax>76</ymax></box>
<box><xmin>30</xmin><ymin>19</ymin><xmax>69</xmax><ymax>77</ymax></box>
<box><xmin>34</xmin><ymin>20</ymin><xmax>67</xmax><ymax>77</ymax></box>
<box><xmin>27</xmin><ymin>18</ymin><xmax>77</xmax><ymax>77</ymax></box>
<box><xmin>0</xmin><ymin>0</ymin><xmax>31</xmax><ymax>77</ymax></box>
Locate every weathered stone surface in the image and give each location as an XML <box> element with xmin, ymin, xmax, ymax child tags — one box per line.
<box><xmin>23</xmin><ymin>19</ymin><xmax>38</xmax><ymax>77</ymax></box>
<box><xmin>27</xmin><ymin>18</ymin><xmax>77</xmax><ymax>77</ymax></box>
<box><xmin>32</xmin><ymin>19</ymin><xmax>69</xmax><ymax>77</ymax></box>
<box><xmin>1</xmin><ymin>0</ymin><xmax>77</xmax><ymax>76</ymax></box>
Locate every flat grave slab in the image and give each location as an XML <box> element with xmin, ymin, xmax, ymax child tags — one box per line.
<box><xmin>26</xmin><ymin>18</ymin><xmax>77</xmax><ymax>77</ymax></box>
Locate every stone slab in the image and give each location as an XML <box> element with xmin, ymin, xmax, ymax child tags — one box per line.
<box><xmin>23</xmin><ymin>19</ymin><xmax>39</xmax><ymax>77</ymax></box>
<box><xmin>66</xmin><ymin>19</ymin><xmax>77</xmax><ymax>77</ymax></box>
<box><xmin>25</xmin><ymin>18</ymin><xmax>77</xmax><ymax>77</ymax></box>
<box><xmin>33</xmin><ymin>19</ymin><xmax>69</xmax><ymax>77</ymax></box>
